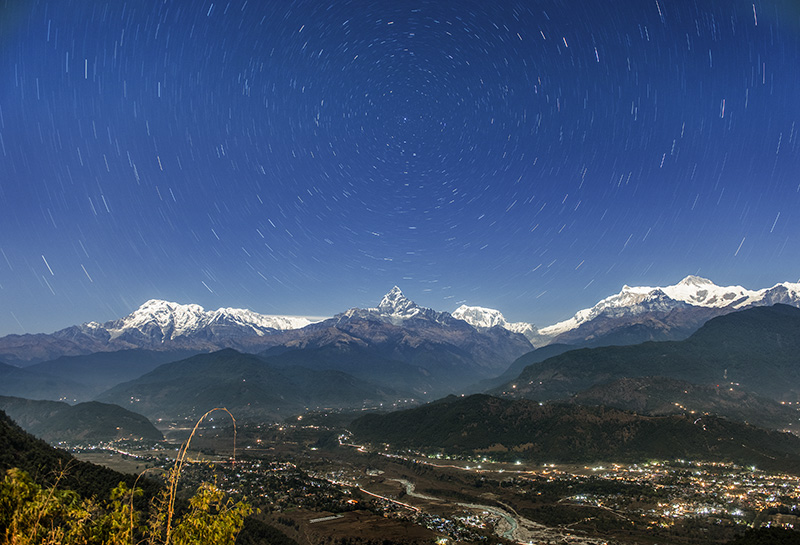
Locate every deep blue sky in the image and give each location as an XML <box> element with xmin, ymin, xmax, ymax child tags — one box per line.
<box><xmin>1</xmin><ymin>0</ymin><xmax>799</xmax><ymax>335</ymax></box>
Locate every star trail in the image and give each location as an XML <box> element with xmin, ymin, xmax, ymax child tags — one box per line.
<box><xmin>1</xmin><ymin>0</ymin><xmax>799</xmax><ymax>335</ymax></box>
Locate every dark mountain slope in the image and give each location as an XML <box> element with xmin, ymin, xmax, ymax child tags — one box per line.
<box><xmin>498</xmin><ymin>305</ymin><xmax>800</xmax><ymax>402</ymax></box>
<box><xmin>0</xmin><ymin>396</ymin><xmax>163</xmax><ymax>444</ymax></box>
<box><xmin>0</xmin><ymin>410</ymin><xmax>159</xmax><ymax>499</ymax></box>
<box><xmin>97</xmin><ymin>349</ymin><xmax>398</xmax><ymax>420</ymax></box>
<box><xmin>350</xmin><ymin>394</ymin><xmax>800</xmax><ymax>472</ymax></box>
<box><xmin>261</xmin><ymin>343</ymin><xmax>440</xmax><ymax>396</ymax></box>
<box><xmin>0</xmin><ymin>360</ymin><xmax>89</xmax><ymax>401</ymax></box>
<box><xmin>570</xmin><ymin>377</ymin><xmax>800</xmax><ymax>431</ymax></box>
<box><xmin>27</xmin><ymin>349</ymin><xmax>197</xmax><ymax>398</ymax></box>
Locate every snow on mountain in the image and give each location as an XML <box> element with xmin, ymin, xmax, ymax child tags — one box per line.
<box><xmin>449</xmin><ymin>276</ymin><xmax>800</xmax><ymax>345</ymax></box>
<box><xmin>85</xmin><ymin>280</ymin><xmax>800</xmax><ymax>347</ymax></box>
<box><xmin>452</xmin><ymin>305</ymin><xmax>506</xmax><ymax>328</ymax></box>
<box><xmin>335</xmin><ymin>286</ymin><xmax>456</xmax><ymax>327</ymax></box>
<box><xmin>452</xmin><ymin>305</ymin><xmax>536</xmax><ymax>337</ymax></box>
<box><xmin>537</xmin><ymin>276</ymin><xmax>800</xmax><ymax>340</ymax></box>
<box><xmin>97</xmin><ymin>299</ymin><xmax>318</xmax><ymax>341</ymax></box>
<box><xmin>377</xmin><ymin>286</ymin><xmax>424</xmax><ymax>320</ymax></box>
<box><xmin>660</xmin><ymin>275</ymin><xmax>755</xmax><ymax>307</ymax></box>
<box><xmin>756</xmin><ymin>282</ymin><xmax>800</xmax><ymax>306</ymax></box>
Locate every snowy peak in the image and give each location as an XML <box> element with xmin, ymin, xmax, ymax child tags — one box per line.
<box><xmin>453</xmin><ymin>305</ymin><xmax>537</xmax><ymax>337</ymax></box>
<box><xmin>335</xmin><ymin>287</ymin><xmax>457</xmax><ymax>328</ymax></box>
<box><xmin>113</xmin><ymin>299</ymin><xmax>205</xmax><ymax>339</ymax></box>
<box><xmin>378</xmin><ymin>286</ymin><xmax>420</xmax><ymax>318</ymax></box>
<box><xmin>102</xmin><ymin>299</ymin><xmax>318</xmax><ymax>342</ymax></box>
<box><xmin>453</xmin><ymin>305</ymin><xmax>507</xmax><ymax>329</ymax></box>
<box><xmin>538</xmin><ymin>276</ymin><xmax>800</xmax><ymax>342</ymax></box>
<box><xmin>678</xmin><ymin>275</ymin><xmax>714</xmax><ymax>287</ymax></box>
<box><xmin>662</xmin><ymin>277</ymin><xmax>752</xmax><ymax>307</ymax></box>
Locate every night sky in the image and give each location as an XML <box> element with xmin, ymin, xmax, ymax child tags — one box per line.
<box><xmin>1</xmin><ymin>0</ymin><xmax>799</xmax><ymax>335</ymax></box>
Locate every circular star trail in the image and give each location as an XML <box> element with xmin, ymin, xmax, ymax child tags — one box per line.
<box><xmin>1</xmin><ymin>0</ymin><xmax>799</xmax><ymax>334</ymax></box>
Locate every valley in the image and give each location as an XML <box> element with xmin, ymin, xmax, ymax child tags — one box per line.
<box><xmin>68</xmin><ymin>416</ymin><xmax>800</xmax><ymax>545</ymax></box>
<box><xmin>3</xmin><ymin>282</ymin><xmax>800</xmax><ymax>544</ymax></box>
<box><xmin>5</xmin><ymin>0</ymin><xmax>800</xmax><ymax>541</ymax></box>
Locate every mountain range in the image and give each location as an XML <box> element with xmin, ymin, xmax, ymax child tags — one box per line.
<box><xmin>495</xmin><ymin>304</ymin><xmax>800</xmax><ymax>403</ymax></box>
<box><xmin>2</xmin><ymin>276</ymin><xmax>799</xmax><ymax>367</ymax></box>
<box><xmin>257</xmin><ymin>286</ymin><xmax>533</xmax><ymax>389</ymax></box>
<box><xmin>2</xmin><ymin>278</ymin><xmax>800</xmax><ymax>427</ymax></box>
<box><xmin>0</xmin><ymin>287</ymin><xmax>534</xmax><ymax>401</ymax></box>
<box><xmin>457</xmin><ymin>275</ymin><xmax>800</xmax><ymax>347</ymax></box>
<box><xmin>96</xmin><ymin>349</ymin><xmax>400</xmax><ymax>421</ymax></box>
<box><xmin>0</xmin><ymin>300</ymin><xmax>319</xmax><ymax>366</ymax></box>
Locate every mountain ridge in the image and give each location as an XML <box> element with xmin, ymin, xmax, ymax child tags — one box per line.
<box><xmin>95</xmin><ymin>348</ymin><xmax>401</xmax><ymax>420</ymax></box>
<box><xmin>349</xmin><ymin>394</ymin><xmax>800</xmax><ymax>473</ymax></box>
<box><xmin>3</xmin><ymin>276</ymin><xmax>800</xmax><ymax>365</ymax></box>
<box><xmin>0</xmin><ymin>396</ymin><xmax>163</xmax><ymax>444</ymax></box>
<box><xmin>455</xmin><ymin>275</ymin><xmax>800</xmax><ymax>347</ymax></box>
<box><xmin>495</xmin><ymin>304</ymin><xmax>800</xmax><ymax>402</ymax></box>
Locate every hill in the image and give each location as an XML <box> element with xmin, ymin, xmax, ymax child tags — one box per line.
<box><xmin>0</xmin><ymin>360</ymin><xmax>89</xmax><ymax>401</ymax></box>
<box><xmin>0</xmin><ymin>409</ymin><xmax>159</xmax><ymax>499</ymax></box>
<box><xmin>261</xmin><ymin>343</ymin><xmax>443</xmax><ymax>396</ymax></box>
<box><xmin>349</xmin><ymin>394</ymin><xmax>800</xmax><ymax>472</ymax></box>
<box><xmin>96</xmin><ymin>348</ymin><xmax>399</xmax><ymax>421</ymax></box>
<box><xmin>569</xmin><ymin>377</ymin><xmax>800</xmax><ymax>431</ymax></box>
<box><xmin>496</xmin><ymin>305</ymin><xmax>800</xmax><ymax>402</ymax></box>
<box><xmin>25</xmin><ymin>349</ymin><xmax>197</xmax><ymax>399</ymax></box>
<box><xmin>0</xmin><ymin>396</ymin><xmax>163</xmax><ymax>444</ymax></box>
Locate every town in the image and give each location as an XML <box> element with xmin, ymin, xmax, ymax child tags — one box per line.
<box><xmin>69</xmin><ymin>417</ymin><xmax>800</xmax><ymax>545</ymax></box>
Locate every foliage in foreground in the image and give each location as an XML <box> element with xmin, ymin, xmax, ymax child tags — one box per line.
<box><xmin>0</xmin><ymin>468</ymin><xmax>252</xmax><ymax>545</ymax></box>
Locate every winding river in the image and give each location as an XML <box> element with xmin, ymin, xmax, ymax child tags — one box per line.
<box><xmin>392</xmin><ymin>479</ymin><xmax>518</xmax><ymax>540</ymax></box>
<box><xmin>391</xmin><ymin>478</ymin><xmax>606</xmax><ymax>544</ymax></box>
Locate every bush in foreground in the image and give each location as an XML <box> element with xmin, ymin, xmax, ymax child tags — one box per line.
<box><xmin>0</xmin><ymin>468</ymin><xmax>252</xmax><ymax>545</ymax></box>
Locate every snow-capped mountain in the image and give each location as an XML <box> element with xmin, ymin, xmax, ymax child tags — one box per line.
<box><xmin>267</xmin><ymin>286</ymin><xmax>535</xmax><ymax>389</ymax></box>
<box><xmin>96</xmin><ymin>299</ymin><xmax>317</xmax><ymax>342</ymax></box>
<box><xmin>454</xmin><ymin>276</ymin><xmax>800</xmax><ymax>347</ymax></box>
<box><xmin>0</xmin><ymin>288</ymin><xmax>534</xmax><ymax>376</ymax></box>
<box><xmin>2</xmin><ymin>277</ymin><xmax>799</xmax><ymax>366</ymax></box>
<box><xmin>0</xmin><ymin>300</ymin><xmax>323</xmax><ymax>365</ymax></box>
<box><xmin>379</xmin><ymin>286</ymin><xmax>420</xmax><ymax>319</ymax></box>
<box><xmin>335</xmin><ymin>286</ymin><xmax>455</xmax><ymax>327</ymax></box>
<box><xmin>538</xmin><ymin>275</ymin><xmax>800</xmax><ymax>341</ymax></box>
<box><xmin>73</xmin><ymin>299</ymin><xmax>318</xmax><ymax>345</ymax></box>
<box><xmin>452</xmin><ymin>305</ymin><xmax>536</xmax><ymax>337</ymax></box>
